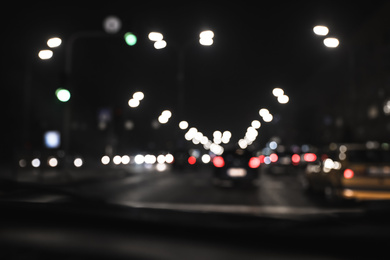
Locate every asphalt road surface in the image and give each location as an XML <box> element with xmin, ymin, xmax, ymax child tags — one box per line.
<box><xmin>73</xmin><ymin>165</ymin><xmax>363</xmax><ymax>217</ymax></box>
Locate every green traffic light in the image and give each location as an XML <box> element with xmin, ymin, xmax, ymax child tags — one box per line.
<box><xmin>124</xmin><ymin>32</ymin><xmax>137</xmax><ymax>46</ymax></box>
<box><xmin>55</xmin><ymin>88</ymin><xmax>71</xmax><ymax>102</ymax></box>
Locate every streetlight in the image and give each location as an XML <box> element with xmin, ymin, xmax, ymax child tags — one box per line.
<box><xmin>277</xmin><ymin>95</ymin><xmax>289</xmax><ymax>104</ymax></box>
<box><xmin>148</xmin><ymin>32</ymin><xmax>166</xmax><ymax>49</ymax></box>
<box><xmin>272</xmin><ymin>87</ymin><xmax>284</xmax><ymax>97</ymax></box>
<box><xmin>323</xmin><ymin>37</ymin><xmax>339</xmax><ymax>48</ymax></box>
<box><xmin>179</xmin><ymin>120</ymin><xmax>189</xmax><ymax>130</ymax></box>
<box><xmin>199</xmin><ymin>30</ymin><xmax>214</xmax><ymax>46</ymax></box>
<box><xmin>38</xmin><ymin>49</ymin><xmax>53</xmax><ymax>60</ymax></box>
<box><xmin>47</xmin><ymin>37</ymin><xmax>62</xmax><ymax>48</ymax></box>
<box><xmin>158</xmin><ymin>110</ymin><xmax>172</xmax><ymax>124</ymax></box>
<box><xmin>148</xmin><ymin>32</ymin><xmax>163</xmax><ymax>41</ymax></box>
<box><xmin>148</xmin><ymin>29</ymin><xmax>215</xmax><ymax>121</ymax></box>
<box><xmin>313</xmin><ymin>25</ymin><xmax>339</xmax><ymax>48</ymax></box>
<box><xmin>313</xmin><ymin>25</ymin><xmax>329</xmax><ymax>36</ymax></box>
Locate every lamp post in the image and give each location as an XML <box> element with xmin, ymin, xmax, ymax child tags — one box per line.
<box><xmin>147</xmin><ymin>30</ymin><xmax>214</xmax><ymax>121</ymax></box>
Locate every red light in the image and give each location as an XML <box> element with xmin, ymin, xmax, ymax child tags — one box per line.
<box><xmin>291</xmin><ymin>154</ymin><xmax>300</xmax><ymax>165</ymax></box>
<box><xmin>248</xmin><ymin>157</ymin><xmax>261</xmax><ymax>168</ymax></box>
<box><xmin>259</xmin><ymin>155</ymin><xmax>265</xmax><ymax>163</ymax></box>
<box><xmin>269</xmin><ymin>153</ymin><xmax>278</xmax><ymax>163</ymax></box>
<box><xmin>344</xmin><ymin>169</ymin><xmax>354</xmax><ymax>179</ymax></box>
<box><xmin>213</xmin><ymin>156</ymin><xmax>225</xmax><ymax>168</ymax></box>
<box><xmin>188</xmin><ymin>156</ymin><xmax>196</xmax><ymax>165</ymax></box>
<box><xmin>304</xmin><ymin>153</ymin><xmax>317</xmax><ymax>162</ymax></box>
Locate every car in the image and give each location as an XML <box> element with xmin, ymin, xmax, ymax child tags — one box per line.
<box><xmin>301</xmin><ymin>143</ymin><xmax>390</xmax><ymax>201</ymax></box>
<box><xmin>211</xmin><ymin>149</ymin><xmax>260</xmax><ymax>187</ymax></box>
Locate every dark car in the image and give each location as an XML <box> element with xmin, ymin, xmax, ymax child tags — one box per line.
<box><xmin>212</xmin><ymin>149</ymin><xmax>261</xmax><ymax>187</ymax></box>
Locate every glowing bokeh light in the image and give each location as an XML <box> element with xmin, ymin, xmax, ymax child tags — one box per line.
<box><xmin>272</xmin><ymin>88</ymin><xmax>284</xmax><ymax>97</ymax></box>
<box><xmin>38</xmin><ymin>50</ymin><xmax>53</xmax><ymax>60</ymax></box>
<box><xmin>179</xmin><ymin>121</ymin><xmax>189</xmax><ymax>130</ymax></box>
<box><xmin>101</xmin><ymin>155</ymin><xmax>110</xmax><ymax>165</ymax></box>
<box><xmin>259</xmin><ymin>108</ymin><xmax>270</xmax><ymax>117</ymax></box>
<box><xmin>134</xmin><ymin>154</ymin><xmax>145</xmax><ymax>164</ymax></box>
<box><xmin>154</xmin><ymin>40</ymin><xmax>167</xmax><ymax>49</ymax></box>
<box><xmin>323</xmin><ymin>37</ymin><xmax>339</xmax><ymax>48</ymax></box>
<box><xmin>47</xmin><ymin>37</ymin><xmax>62</xmax><ymax>48</ymax></box>
<box><xmin>251</xmin><ymin>120</ymin><xmax>261</xmax><ymax>129</ymax></box>
<box><xmin>55</xmin><ymin>88</ymin><xmax>71</xmax><ymax>102</ymax></box>
<box><xmin>128</xmin><ymin>98</ymin><xmax>140</xmax><ymax>108</ymax></box>
<box><xmin>113</xmin><ymin>155</ymin><xmax>122</xmax><ymax>165</ymax></box>
<box><xmin>313</xmin><ymin>25</ymin><xmax>329</xmax><ymax>36</ymax></box>
<box><xmin>277</xmin><ymin>95</ymin><xmax>289</xmax><ymax>104</ymax></box>
<box><xmin>213</xmin><ymin>156</ymin><xmax>225</xmax><ymax>168</ymax></box>
<box><xmin>32</xmin><ymin>158</ymin><xmax>41</xmax><ymax>168</ymax></box>
<box><xmin>124</xmin><ymin>32</ymin><xmax>137</xmax><ymax>46</ymax></box>
<box><xmin>188</xmin><ymin>156</ymin><xmax>196</xmax><ymax>165</ymax></box>
<box><xmin>48</xmin><ymin>157</ymin><xmax>58</xmax><ymax>167</ymax></box>
<box><xmin>133</xmin><ymin>91</ymin><xmax>144</xmax><ymax>100</ymax></box>
<box><xmin>248</xmin><ymin>157</ymin><xmax>261</xmax><ymax>168</ymax></box>
<box><xmin>344</xmin><ymin>169</ymin><xmax>354</xmax><ymax>179</ymax></box>
<box><xmin>148</xmin><ymin>32</ymin><xmax>163</xmax><ymax>41</ymax></box>
<box><xmin>74</xmin><ymin>158</ymin><xmax>83</xmax><ymax>167</ymax></box>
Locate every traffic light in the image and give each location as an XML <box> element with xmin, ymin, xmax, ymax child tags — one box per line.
<box><xmin>124</xmin><ymin>32</ymin><xmax>137</xmax><ymax>46</ymax></box>
<box><xmin>55</xmin><ymin>88</ymin><xmax>71</xmax><ymax>102</ymax></box>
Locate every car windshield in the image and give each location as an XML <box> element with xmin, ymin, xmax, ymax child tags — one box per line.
<box><xmin>3</xmin><ymin>1</ymin><xmax>390</xmax><ymax>241</ymax></box>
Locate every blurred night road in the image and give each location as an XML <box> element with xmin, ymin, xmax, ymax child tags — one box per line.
<box><xmin>61</xmin><ymin>166</ymin><xmax>359</xmax><ymax>216</ymax></box>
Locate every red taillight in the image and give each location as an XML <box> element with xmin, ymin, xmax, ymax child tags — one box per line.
<box><xmin>213</xmin><ymin>156</ymin><xmax>225</xmax><ymax>168</ymax></box>
<box><xmin>291</xmin><ymin>154</ymin><xmax>300</xmax><ymax>165</ymax></box>
<box><xmin>188</xmin><ymin>156</ymin><xmax>196</xmax><ymax>165</ymax></box>
<box><xmin>269</xmin><ymin>153</ymin><xmax>278</xmax><ymax>163</ymax></box>
<box><xmin>249</xmin><ymin>157</ymin><xmax>261</xmax><ymax>168</ymax></box>
<box><xmin>304</xmin><ymin>153</ymin><xmax>317</xmax><ymax>162</ymax></box>
<box><xmin>344</xmin><ymin>169</ymin><xmax>354</xmax><ymax>179</ymax></box>
<box><xmin>259</xmin><ymin>155</ymin><xmax>265</xmax><ymax>163</ymax></box>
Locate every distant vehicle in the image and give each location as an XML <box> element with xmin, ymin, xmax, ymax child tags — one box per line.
<box><xmin>212</xmin><ymin>149</ymin><xmax>260</xmax><ymax>187</ymax></box>
<box><xmin>266</xmin><ymin>151</ymin><xmax>318</xmax><ymax>175</ymax></box>
<box><xmin>301</xmin><ymin>143</ymin><xmax>390</xmax><ymax>201</ymax></box>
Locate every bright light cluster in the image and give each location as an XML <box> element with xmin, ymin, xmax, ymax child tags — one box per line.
<box><xmin>19</xmin><ymin>156</ymin><xmax>83</xmax><ymax>168</ymax></box>
<box><xmin>272</xmin><ymin>87</ymin><xmax>289</xmax><ymax>104</ymax></box>
<box><xmin>213</xmin><ymin>130</ymin><xmax>232</xmax><ymax>145</ymax></box>
<box><xmin>148</xmin><ymin>32</ymin><xmax>167</xmax><ymax>49</ymax></box>
<box><xmin>128</xmin><ymin>91</ymin><xmax>144</xmax><ymax>108</ymax></box>
<box><xmin>101</xmin><ymin>154</ymin><xmax>174</xmax><ymax>166</ymax></box>
<box><xmin>199</xmin><ymin>30</ymin><xmax>214</xmax><ymax>46</ymax></box>
<box><xmin>158</xmin><ymin>110</ymin><xmax>172</xmax><ymax>124</ymax></box>
<box><xmin>313</xmin><ymin>25</ymin><xmax>339</xmax><ymax>48</ymax></box>
<box><xmin>181</xmin><ymin>123</ymin><xmax>224</xmax><ymax>155</ymax></box>
<box><xmin>259</xmin><ymin>108</ymin><xmax>273</xmax><ymax>122</ymax></box>
<box><xmin>313</xmin><ymin>25</ymin><xmax>329</xmax><ymax>36</ymax></box>
<box><xmin>38</xmin><ymin>37</ymin><xmax>62</xmax><ymax>60</ymax></box>
<box><xmin>323</xmin><ymin>158</ymin><xmax>342</xmax><ymax>173</ymax></box>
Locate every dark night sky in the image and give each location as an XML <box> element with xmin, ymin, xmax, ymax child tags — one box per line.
<box><xmin>1</xmin><ymin>1</ymin><xmax>388</xmax><ymax>158</ymax></box>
